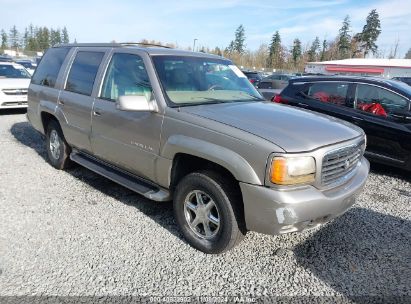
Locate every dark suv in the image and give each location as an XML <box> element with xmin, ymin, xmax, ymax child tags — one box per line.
<box><xmin>242</xmin><ymin>71</ymin><xmax>262</xmax><ymax>87</ymax></box>
<box><xmin>274</xmin><ymin>76</ymin><xmax>411</xmax><ymax>170</ymax></box>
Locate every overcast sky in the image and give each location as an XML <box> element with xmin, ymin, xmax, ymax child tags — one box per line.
<box><xmin>2</xmin><ymin>0</ymin><xmax>411</xmax><ymax>57</ymax></box>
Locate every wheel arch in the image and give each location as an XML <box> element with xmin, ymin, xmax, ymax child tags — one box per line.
<box><xmin>161</xmin><ymin>135</ymin><xmax>262</xmax><ymax>188</ymax></box>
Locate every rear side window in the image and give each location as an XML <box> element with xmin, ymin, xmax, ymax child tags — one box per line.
<box><xmin>65</xmin><ymin>51</ymin><xmax>104</xmax><ymax>96</ymax></box>
<box><xmin>304</xmin><ymin>82</ymin><xmax>348</xmax><ymax>105</ymax></box>
<box><xmin>31</xmin><ymin>47</ymin><xmax>70</xmax><ymax>87</ymax></box>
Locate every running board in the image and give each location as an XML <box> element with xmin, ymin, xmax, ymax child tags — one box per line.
<box><xmin>70</xmin><ymin>152</ymin><xmax>171</xmax><ymax>202</ymax></box>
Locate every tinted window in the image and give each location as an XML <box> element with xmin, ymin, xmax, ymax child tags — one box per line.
<box><xmin>258</xmin><ymin>81</ymin><xmax>273</xmax><ymax>89</ymax></box>
<box><xmin>355</xmin><ymin>84</ymin><xmax>409</xmax><ymax>117</ymax></box>
<box><xmin>100</xmin><ymin>53</ymin><xmax>151</xmax><ymax>101</ymax></box>
<box><xmin>305</xmin><ymin>82</ymin><xmax>348</xmax><ymax>105</ymax></box>
<box><xmin>32</xmin><ymin>47</ymin><xmax>70</xmax><ymax>87</ymax></box>
<box><xmin>65</xmin><ymin>51</ymin><xmax>104</xmax><ymax>96</ymax></box>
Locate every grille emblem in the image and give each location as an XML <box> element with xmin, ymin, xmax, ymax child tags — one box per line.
<box><xmin>344</xmin><ymin>159</ymin><xmax>350</xmax><ymax>169</ymax></box>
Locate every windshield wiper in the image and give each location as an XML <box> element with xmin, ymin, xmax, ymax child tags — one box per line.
<box><xmin>237</xmin><ymin>92</ymin><xmax>265</xmax><ymax>101</ymax></box>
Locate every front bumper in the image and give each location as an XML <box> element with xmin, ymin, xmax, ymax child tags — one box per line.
<box><xmin>0</xmin><ymin>95</ymin><xmax>28</xmax><ymax>109</ymax></box>
<box><xmin>240</xmin><ymin>157</ymin><xmax>369</xmax><ymax>235</ymax></box>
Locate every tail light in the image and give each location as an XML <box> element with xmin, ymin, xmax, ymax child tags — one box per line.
<box><xmin>272</xmin><ymin>95</ymin><xmax>287</xmax><ymax>104</ymax></box>
<box><xmin>249</xmin><ymin>79</ymin><xmax>255</xmax><ymax>84</ymax></box>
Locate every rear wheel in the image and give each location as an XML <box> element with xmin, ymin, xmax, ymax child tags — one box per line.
<box><xmin>46</xmin><ymin>120</ymin><xmax>72</xmax><ymax>169</ymax></box>
<box><xmin>173</xmin><ymin>171</ymin><xmax>246</xmax><ymax>254</ymax></box>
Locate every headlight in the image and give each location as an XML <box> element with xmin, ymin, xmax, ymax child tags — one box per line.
<box><xmin>270</xmin><ymin>156</ymin><xmax>316</xmax><ymax>185</ymax></box>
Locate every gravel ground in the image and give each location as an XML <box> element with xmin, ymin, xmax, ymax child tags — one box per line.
<box><xmin>0</xmin><ymin>110</ymin><xmax>410</xmax><ymax>302</ymax></box>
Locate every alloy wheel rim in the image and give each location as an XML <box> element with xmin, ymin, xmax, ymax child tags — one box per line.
<box><xmin>184</xmin><ymin>190</ymin><xmax>220</xmax><ymax>239</ymax></box>
<box><xmin>49</xmin><ymin>130</ymin><xmax>61</xmax><ymax>160</ymax></box>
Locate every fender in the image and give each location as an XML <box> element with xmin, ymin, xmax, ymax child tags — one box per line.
<box><xmin>38</xmin><ymin>100</ymin><xmax>69</xmax><ymax>131</ymax></box>
<box><xmin>161</xmin><ymin>135</ymin><xmax>262</xmax><ymax>185</ymax></box>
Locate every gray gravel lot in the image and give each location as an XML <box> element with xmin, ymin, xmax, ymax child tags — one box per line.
<box><xmin>0</xmin><ymin>110</ymin><xmax>410</xmax><ymax>302</ymax></box>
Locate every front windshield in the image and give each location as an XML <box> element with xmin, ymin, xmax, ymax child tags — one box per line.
<box><xmin>0</xmin><ymin>64</ymin><xmax>31</xmax><ymax>79</ymax></box>
<box><xmin>152</xmin><ymin>55</ymin><xmax>264</xmax><ymax>106</ymax></box>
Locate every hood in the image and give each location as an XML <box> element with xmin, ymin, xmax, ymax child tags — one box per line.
<box><xmin>181</xmin><ymin>102</ymin><xmax>363</xmax><ymax>152</ymax></box>
<box><xmin>0</xmin><ymin>78</ymin><xmax>31</xmax><ymax>89</ymax></box>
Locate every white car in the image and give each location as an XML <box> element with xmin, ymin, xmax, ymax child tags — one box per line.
<box><xmin>0</xmin><ymin>62</ymin><xmax>31</xmax><ymax>109</ymax></box>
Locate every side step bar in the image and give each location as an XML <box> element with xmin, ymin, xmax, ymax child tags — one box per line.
<box><xmin>70</xmin><ymin>152</ymin><xmax>171</xmax><ymax>202</ymax></box>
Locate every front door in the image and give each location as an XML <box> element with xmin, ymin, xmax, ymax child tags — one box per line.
<box><xmin>350</xmin><ymin>83</ymin><xmax>411</xmax><ymax>165</ymax></box>
<box><xmin>90</xmin><ymin>51</ymin><xmax>163</xmax><ymax>181</ymax></box>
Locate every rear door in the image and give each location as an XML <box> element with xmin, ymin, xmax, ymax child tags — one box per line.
<box><xmin>58</xmin><ymin>48</ymin><xmax>108</xmax><ymax>152</ymax></box>
<box><xmin>349</xmin><ymin>83</ymin><xmax>411</xmax><ymax>165</ymax></box>
<box><xmin>285</xmin><ymin>81</ymin><xmax>356</xmax><ymax>121</ymax></box>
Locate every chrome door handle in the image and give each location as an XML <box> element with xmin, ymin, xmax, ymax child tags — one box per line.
<box><xmin>298</xmin><ymin>102</ymin><xmax>309</xmax><ymax>107</ymax></box>
<box><xmin>352</xmin><ymin>116</ymin><xmax>363</xmax><ymax>121</ymax></box>
<box><xmin>59</xmin><ymin>100</ymin><xmax>65</xmax><ymax>105</ymax></box>
<box><xmin>93</xmin><ymin>110</ymin><xmax>102</xmax><ymax>116</ymax></box>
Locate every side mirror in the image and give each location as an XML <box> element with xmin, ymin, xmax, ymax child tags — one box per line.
<box><xmin>116</xmin><ymin>95</ymin><xmax>157</xmax><ymax>112</ymax></box>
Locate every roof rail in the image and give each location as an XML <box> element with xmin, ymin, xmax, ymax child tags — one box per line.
<box><xmin>120</xmin><ymin>42</ymin><xmax>172</xmax><ymax>49</ymax></box>
<box><xmin>55</xmin><ymin>42</ymin><xmax>172</xmax><ymax>49</ymax></box>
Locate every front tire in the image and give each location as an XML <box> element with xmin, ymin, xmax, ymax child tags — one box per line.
<box><xmin>173</xmin><ymin>171</ymin><xmax>246</xmax><ymax>254</ymax></box>
<box><xmin>46</xmin><ymin>120</ymin><xmax>72</xmax><ymax>169</ymax></box>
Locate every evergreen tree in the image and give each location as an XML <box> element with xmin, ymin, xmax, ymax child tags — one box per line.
<box><xmin>62</xmin><ymin>26</ymin><xmax>69</xmax><ymax>44</ymax></box>
<box><xmin>233</xmin><ymin>25</ymin><xmax>246</xmax><ymax>54</ymax></box>
<box><xmin>50</xmin><ymin>28</ymin><xmax>62</xmax><ymax>46</ymax></box>
<box><xmin>9</xmin><ymin>25</ymin><xmax>20</xmax><ymax>50</ymax></box>
<box><xmin>320</xmin><ymin>39</ymin><xmax>327</xmax><ymax>61</ymax></box>
<box><xmin>225</xmin><ymin>40</ymin><xmax>235</xmax><ymax>54</ymax></box>
<box><xmin>1</xmin><ymin>30</ymin><xmax>7</xmax><ymax>49</ymax></box>
<box><xmin>357</xmin><ymin>9</ymin><xmax>381</xmax><ymax>57</ymax></box>
<box><xmin>268</xmin><ymin>31</ymin><xmax>283</xmax><ymax>68</ymax></box>
<box><xmin>337</xmin><ymin>15</ymin><xmax>351</xmax><ymax>59</ymax></box>
<box><xmin>308</xmin><ymin>36</ymin><xmax>320</xmax><ymax>62</ymax></box>
<box><xmin>405</xmin><ymin>48</ymin><xmax>411</xmax><ymax>59</ymax></box>
<box><xmin>291</xmin><ymin>38</ymin><xmax>302</xmax><ymax>64</ymax></box>
<box><xmin>22</xmin><ymin>27</ymin><xmax>29</xmax><ymax>50</ymax></box>
<box><xmin>36</xmin><ymin>27</ymin><xmax>50</xmax><ymax>50</ymax></box>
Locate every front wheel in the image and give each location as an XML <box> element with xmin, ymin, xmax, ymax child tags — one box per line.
<box><xmin>173</xmin><ymin>171</ymin><xmax>246</xmax><ymax>254</ymax></box>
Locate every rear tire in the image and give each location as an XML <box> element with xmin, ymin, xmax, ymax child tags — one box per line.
<box><xmin>46</xmin><ymin>120</ymin><xmax>72</xmax><ymax>169</ymax></box>
<box><xmin>173</xmin><ymin>171</ymin><xmax>246</xmax><ymax>254</ymax></box>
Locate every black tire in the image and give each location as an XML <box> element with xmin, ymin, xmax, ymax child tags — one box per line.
<box><xmin>173</xmin><ymin>171</ymin><xmax>246</xmax><ymax>254</ymax></box>
<box><xmin>46</xmin><ymin>120</ymin><xmax>72</xmax><ymax>169</ymax></box>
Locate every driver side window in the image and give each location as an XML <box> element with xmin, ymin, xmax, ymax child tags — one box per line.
<box><xmin>100</xmin><ymin>53</ymin><xmax>151</xmax><ymax>101</ymax></box>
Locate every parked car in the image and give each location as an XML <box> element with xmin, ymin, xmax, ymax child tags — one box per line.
<box><xmin>273</xmin><ymin>76</ymin><xmax>411</xmax><ymax>171</ymax></box>
<box><xmin>242</xmin><ymin>71</ymin><xmax>262</xmax><ymax>87</ymax></box>
<box><xmin>392</xmin><ymin>77</ymin><xmax>411</xmax><ymax>86</ymax></box>
<box><xmin>15</xmin><ymin>60</ymin><xmax>37</xmax><ymax>75</ymax></box>
<box><xmin>0</xmin><ymin>55</ymin><xmax>13</xmax><ymax>62</ymax></box>
<box><xmin>27</xmin><ymin>44</ymin><xmax>369</xmax><ymax>253</ymax></box>
<box><xmin>258</xmin><ymin>74</ymin><xmax>296</xmax><ymax>100</ymax></box>
<box><xmin>0</xmin><ymin>62</ymin><xmax>31</xmax><ymax>109</ymax></box>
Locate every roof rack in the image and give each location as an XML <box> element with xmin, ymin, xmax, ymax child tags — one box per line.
<box><xmin>55</xmin><ymin>42</ymin><xmax>172</xmax><ymax>49</ymax></box>
<box><xmin>120</xmin><ymin>42</ymin><xmax>172</xmax><ymax>49</ymax></box>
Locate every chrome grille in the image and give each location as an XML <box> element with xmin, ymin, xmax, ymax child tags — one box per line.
<box><xmin>321</xmin><ymin>142</ymin><xmax>364</xmax><ymax>186</ymax></box>
<box><xmin>2</xmin><ymin>88</ymin><xmax>28</xmax><ymax>96</ymax></box>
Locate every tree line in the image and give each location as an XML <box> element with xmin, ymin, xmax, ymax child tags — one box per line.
<box><xmin>1</xmin><ymin>24</ymin><xmax>70</xmax><ymax>52</ymax></box>
<box><xmin>220</xmin><ymin>9</ymin><xmax>385</xmax><ymax>71</ymax></box>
